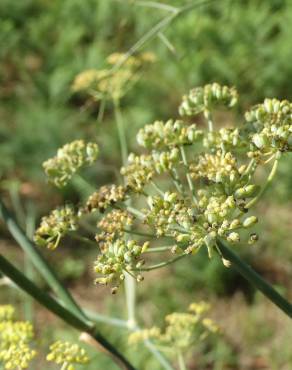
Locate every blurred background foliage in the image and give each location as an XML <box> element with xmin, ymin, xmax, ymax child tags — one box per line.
<box><xmin>0</xmin><ymin>0</ymin><xmax>292</xmax><ymax>369</ymax></box>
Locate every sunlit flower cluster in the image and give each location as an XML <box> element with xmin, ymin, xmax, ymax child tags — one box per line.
<box><xmin>94</xmin><ymin>239</ymin><xmax>149</xmax><ymax>291</ymax></box>
<box><xmin>137</xmin><ymin>119</ymin><xmax>203</xmax><ymax>149</ymax></box>
<box><xmin>0</xmin><ymin>305</ymin><xmax>36</xmax><ymax>370</ymax></box>
<box><xmin>128</xmin><ymin>301</ymin><xmax>219</xmax><ymax>352</ymax></box>
<box><xmin>85</xmin><ymin>185</ymin><xmax>128</xmax><ymax>213</ymax></box>
<box><xmin>245</xmin><ymin>98</ymin><xmax>292</xmax><ymax>155</ymax></box>
<box><xmin>179</xmin><ymin>82</ymin><xmax>238</xmax><ymax>117</ymax></box>
<box><xmin>46</xmin><ymin>341</ymin><xmax>89</xmax><ymax>370</ymax></box>
<box><xmin>121</xmin><ymin>149</ymin><xmax>179</xmax><ymax>192</ymax></box>
<box><xmin>43</xmin><ymin>140</ymin><xmax>99</xmax><ymax>187</ymax></box>
<box><xmin>72</xmin><ymin>52</ymin><xmax>155</xmax><ymax>100</ymax></box>
<box><xmin>37</xmin><ymin>83</ymin><xmax>291</xmax><ymax>291</ymax></box>
<box><xmin>34</xmin><ymin>205</ymin><xmax>78</xmax><ymax>249</ymax></box>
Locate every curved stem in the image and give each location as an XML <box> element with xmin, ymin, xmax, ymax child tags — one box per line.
<box><xmin>217</xmin><ymin>239</ymin><xmax>292</xmax><ymax>318</ymax></box>
<box><xmin>246</xmin><ymin>158</ymin><xmax>279</xmax><ymax>209</ymax></box>
<box><xmin>0</xmin><ymin>254</ymin><xmax>137</xmax><ymax>370</ymax></box>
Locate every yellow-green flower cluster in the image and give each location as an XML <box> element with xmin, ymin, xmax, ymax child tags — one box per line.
<box><xmin>203</xmin><ymin>127</ymin><xmax>247</xmax><ymax>151</ymax></box>
<box><xmin>85</xmin><ymin>185</ymin><xmax>127</xmax><ymax>213</ymax></box>
<box><xmin>72</xmin><ymin>52</ymin><xmax>155</xmax><ymax>100</ymax></box>
<box><xmin>145</xmin><ymin>190</ymin><xmax>258</xmax><ymax>257</ymax></box>
<box><xmin>34</xmin><ymin>205</ymin><xmax>78</xmax><ymax>249</ymax></box>
<box><xmin>245</xmin><ymin>98</ymin><xmax>292</xmax><ymax>155</ymax></box>
<box><xmin>0</xmin><ymin>306</ymin><xmax>15</xmax><ymax>322</ymax></box>
<box><xmin>46</xmin><ymin>341</ymin><xmax>89</xmax><ymax>370</ymax></box>
<box><xmin>43</xmin><ymin>140</ymin><xmax>99</xmax><ymax>187</ymax></box>
<box><xmin>128</xmin><ymin>301</ymin><xmax>219</xmax><ymax>351</ymax></box>
<box><xmin>94</xmin><ymin>239</ymin><xmax>149</xmax><ymax>290</ymax></box>
<box><xmin>0</xmin><ymin>305</ymin><xmax>36</xmax><ymax>370</ymax></box>
<box><xmin>179</xmin><ymin>83</ymin><xmax>238</xmax><ymax>117</ymax></box>
<box><xmin>136</xmin><ymin>119</ymin><xmax>203</xmax><ymax>149</ymax></box>
<box><xmin>37</xmin><ymin>83</ymin><xmax>290</xmax><ymax>290</ymax></box>
<box><xmin>96</xmin><ymin>210</ymin><xmax>133</xmax><ymax>249</ymax></box>
<box><xmin>121</xmin><ymin>149</ymin><xmax>179</xmax><ymax>192</ymax></box>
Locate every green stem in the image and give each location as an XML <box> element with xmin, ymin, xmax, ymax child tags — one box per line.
<box><xmin>133</xmin><ymin>254</ymin><xmax>186</xmax><ymax>271</ymax></box>
<box><xmin>24</xmin><ymin>202</ymin><xmax>36</xmax><ymax>322</ymax></box>
<box><xmin>144</xmin><ymin>246</ymin><xmax>173</xmax><ymax>253</ymax></box>
<box><xmin>114</xmin><ymin>98</ymin><xmax>128</xmax><ymax>166</ymax></box>
<box><xmin>246</xmin><ymin>158</ymin><xmax>279</xmax><ymax>209</ymax></box>
<box><xmin>0</xmin><ymin>198</ymin><xmax>87</xmax><ymax>322</ymax></box>
<box><xmin>177</xmin><ymin>350</ymin><xmax>187</xmax><ymax>370</ymax></box>
<box><xmin>217</xmin><ymin>239</ymin><xmax>292</xmax><ymax>318</ymax></box>
<box><xmin>179</xmin><ymin>146</ymin><xmax>197</xmax><ymax>204</ymax></box>
<box><xmin>0</xmin><ymin>254</ymin><xmax>137</xmax><ymax>370</ymax></box>
<box><xmin>123</xmin><ymin>228</ymin><xmax>157</xmax><ymax>238</ymax></box>
<box><xmin>113</xmin><ymin>97</ymin><xmax>137</xmax><ymax>332</ymax></box>
<box><xmin>85</xmin><ymin>309</ymin><xmax>129</xmax><ymax>328</ymax></box>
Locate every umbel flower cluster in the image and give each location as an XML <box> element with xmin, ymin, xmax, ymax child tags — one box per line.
<box><xmin>0</xmin><ymin>305</ymin><xmax>90</xmax><ymax>370</ymax></box>
<box><xmin>0</xmin><ymin>305</ymin><xmax>36</xmax><ymax>369</ymax></box>
<box><xmin>47</xmin><ymin>341</ymin><xmax>89</xmax><ymax>370</ymax></box>
<box><xmin>128</xmin><ymin>301</ymin><xmax>219</xmax><ymax>352</ymax></box>
<box><xmin>72</xmin><ymin>52</ymin><xmax>156</xmax><ymax>101</ymax></box>
<box><xmin>35</xmin><ymin>83</ymin><xmax>292</xmax><ymax>292</ymax></box>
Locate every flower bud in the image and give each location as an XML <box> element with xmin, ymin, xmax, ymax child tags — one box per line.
<box><xmin>227</xmin><ymin>232</ymin><xmax>240</xmax><ymax>243</ymax></box>
<box><xmin>243</xmin><ymin>216</ymin><xmax>258</xmax><ymax>228</ymax></box>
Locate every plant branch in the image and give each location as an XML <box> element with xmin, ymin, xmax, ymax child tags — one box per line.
<box><xmin>0</xmin><ymin>254</ymin><xmax>137</xmax><ymax>370</ymax></box>
<box><xmin>217</xmin><ymin>239</ymin><xmax>292</xmax><ymax>318</ymax></box>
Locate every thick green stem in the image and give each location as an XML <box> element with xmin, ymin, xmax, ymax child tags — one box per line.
<box><xmin>217</xmin><ymin>240</ymin><xmax>292</xmax><ymax>318</ymax></box>
<box><xmin>0</xmin><ymin>254</ymin><xmax>137</xmax><ymax>370</ymax></box>
<box><xmin>0</xmin><ymin>199</ymin><xmax>86</xmax><ymax>322</ymax></box>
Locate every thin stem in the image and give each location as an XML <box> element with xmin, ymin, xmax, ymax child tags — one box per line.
<box><xmin>123</xmin><ymin>228</ymin><xmax>157</xmax><ymax>238</ymax></box>
<box><xmin>97</xmin><ymin>98</ymin><xmax>106</xmax><ymax>124</ymax></box>
<box><xmin>179</xmin><ymin>146</ymin><xmax>197</xmax><ymax>204</ymax></box>
<box><xmin>144</xmin><ymin>246</ymin><xmax>173</xmax><ymax>253</ymax></box>
<box><xmin>0</xmin><ymin>254</ymin><xmax>137</xmax><ymax>370</ymax></box>
<box><xmin>177</xmin><ymin>350</ymin><xmax>187</xmax><ymax>370</ymax></box>
<box><xmin>125</xmin><ymin>272</ymin><xmax>136</xmax><ymax>329</ymax></box>
<box><xmin>24</xmin><ymin>202</ymin><xmax>36</xmax><ymax>322</ymax></box>
<box><xmin>133</xmin><ymin>254</ymin><xmax>186</xmax><ymax>271</ymax></box>
<box><xmin>246</xmin><ymin>158</ymin><xmax>279</xmax><ymax>209</ymax></box>
<box><xmin>204</xmin><ymin>110</ymin><xmax>214</xmax><ymax>132</ymax></box>
<box><xmin>111</xmin><ymin>0</ymin><xmax>217</xmax><ymax>72</ymax></box>
<box><xmin>85</xmin><ymin>309</ymin><xmax>129</xmax><ymax>328</ymax></box>
<box><xmin>129</xmin><ymin>0</ymin><xmax>178</xmax><ymax>13</ymax></box>
<box><xmin>151</xmin><ymin>180</ymin><xmax>165</xmax><ymax>197</ymax></box>
<box><xmin>0</xmin><ymin>198</ymin><xmax>87</xmax><ymax>323</ymax></box>
<box><xmin>125</xmin><ymin>205</ymin><xmax>145</xmax><ymax>220</ymax></box>
<box><xmin>217</xmin><ymin>240</ymin><xmax>292</xmax><ymax>318</ymax></box>
<box><xmin>144</xmin><ymin>339</ymin><xmax>175</xmax><ymax>370</ymax></box>
<box><xmin>114</xmin><ymin>98</ymin><xmax>128</xmax><ymax>165</ymax></box>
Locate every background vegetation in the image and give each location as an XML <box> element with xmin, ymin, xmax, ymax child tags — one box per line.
<box><xmin>0</xmin><ymin>0</ymin><xmax>291</xmax><ymax>369</ymax></box>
